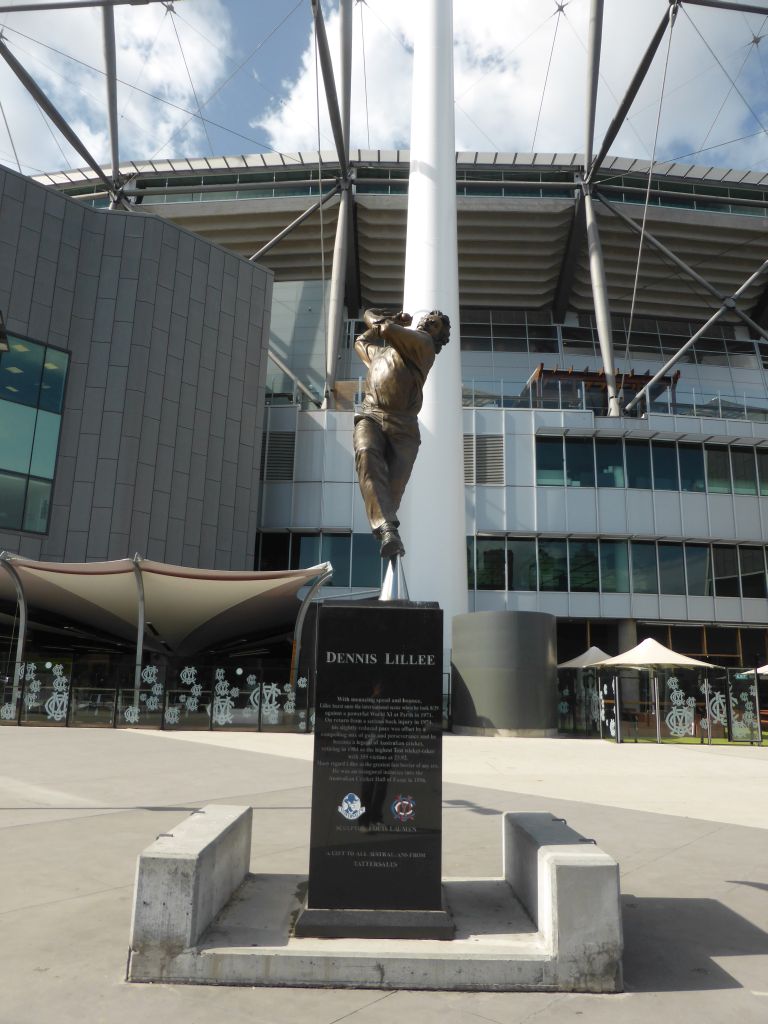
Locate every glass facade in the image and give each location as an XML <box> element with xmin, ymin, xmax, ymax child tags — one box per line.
<box><xmin>257</xmin><ymin>531</ymin><xmax>381</xmax><ymax>588</ymax></box>
<box><xmin>0</xmin><ymin>335</ymin><xmax>67</xmax><ymax>534</ymax></box>
<box><xmin>536</xmin><ymin>437</ymin><xmax>768</xmax><ymax>496</ymax></box>
<box><xmin>466</xmin><ymin>536</ymin><xmax>768</xmax><ymax>598</ymax></box>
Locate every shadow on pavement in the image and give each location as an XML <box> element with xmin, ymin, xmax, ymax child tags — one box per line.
<box><xmin>622</xmin><ymin>894</ymin><xmax>768</xmax><ymax>992</ymax></box>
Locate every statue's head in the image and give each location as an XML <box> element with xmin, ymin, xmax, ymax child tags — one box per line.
<box><xmin>418</xmin><ymin>310</ymin><xmax>451</xmax><ymax>352</ymax></box>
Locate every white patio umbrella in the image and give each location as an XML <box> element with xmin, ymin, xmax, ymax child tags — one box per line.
<box><xmin>594</xmin><ymin>638</ymin><xmax>713</xmax><ymax>743</ymax></box>
<box><xmin>557</xmin><ymin>646</ymin><xmax>609</xmax><ymax>669</ymax></box>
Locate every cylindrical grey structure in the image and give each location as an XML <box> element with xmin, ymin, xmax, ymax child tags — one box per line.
<box><xmin>451</xmin><ymin>611</ymin><xmax>557</xmax><ymax>736</ymax></box>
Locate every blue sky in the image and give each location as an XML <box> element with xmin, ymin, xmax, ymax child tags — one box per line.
<box><xmin>0</xmin><ymin>1</ymin><xmax>767</xmax><ymax>176</ymax></box>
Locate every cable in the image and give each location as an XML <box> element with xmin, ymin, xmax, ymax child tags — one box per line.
<box><xmin>359</xmin><ymin>0</ymin><xmax>370</xmax><ymax>148</ymax></box>
<box><xmin>698</xmin><ymin>19</ymin><xmax>768</xmax><ymax>152</ymax></box>
<box><xmin>456</xmin><ymin>101</ymin><xmax>500</xmax><ymax>151</ymax></box>
<box><xmin>0</xmin><ymin>99</ymin><xmax>21</xmax><ymax>172</ymax></box>
<box><xmin>531</xmin><ymin>2</ymin><xmax>563</xmax><ymax>152</ymax></box>
<box><xmin>167</xmin><ymin>5</ymin><xmax>214</xmax><ymax>156</ymax></box>
<box><xmin>119</xmin><ymin>3</ymin><xmax>168</xmax><ymax>124</ymax></box>
<box><xmin>624</xmin><ymin>4</ymin><xmax>679</xmax><ymax>365</ymax></box>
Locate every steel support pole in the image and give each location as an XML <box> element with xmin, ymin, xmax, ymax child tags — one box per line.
<box><xmin>625</xmin><ymin>258</ymin><xmax>768</xmax><ymax>412</ymax></box>
<box><xmin>587</xmin><ymin>6</ymin><xmax>673</xmax><ymax>182</ymax></box>
<box><xmin>310</xmin><ymin>0</ymin><xmax>349</xmax><ymax>179</ymax></box>
<box><xmin>131</xmin><ymin>555</ymin><xmax>145</xmax><ymax>705</ymax></box>
<box><xmin>682</xmin><ymin>0</ymin><xmax>768</xmax><ymax>15</ymax></box>
<box><xmin>102</xmin><ymin>2</ymin><xmax>120</xmax><ymax>188</ymax></box>
<box><xmin>0</xmin><ymin>0</ymin><xmax>154</xmax><ymax>10</ymax></box>
<box><xmin>324</xmin><ymin>0</ymin><xmax>353</xmax><ymax>405</ymax></box>
<box><xmin>249</xmin><ymin>185</ymin><xmax>341</xmax><ymax>263</ymax></box>
<box><xmin>583</xmin><ymin>186</ymin><xmax>620</xmax><ymax>415</ymax></box>
<box><xmin>289</xmin><ymin>564</ymin><xmax>333</xmax><ymax>691</ymax></box>
<box><xmin>585</xmin><ymin>0</ymin><xmax>604</xmax><ymax>170</ymax></box>
<box><xmin>0</xmin><ymin>554</ymin><xmax>27</xmax><ymax>710</ymax></box>
<box><xmin>595</xmin><ymin>190</ymin><xmax>768</xmax><ymax>343</ymax></box>
<box><xmin>400</xmin><ymin>0</ymin><xmax>468</xmax><ymax>662</ymax></box>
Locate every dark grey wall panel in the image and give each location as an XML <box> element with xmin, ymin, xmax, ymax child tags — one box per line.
<box><xmin>452</xmin><ymin>610</ymin><xmax>558</xmax><ymax>735</ymax></box>
<box><xmin>0</xmin><ymin>164</ymin><xmax>271</xmax><ymax>569</ymax></box>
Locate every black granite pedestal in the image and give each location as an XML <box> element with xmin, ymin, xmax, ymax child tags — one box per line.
<box><xmin>294</xmin><ymin>600</ymin><xmax>453</xmax><ymax>939</ymax></box>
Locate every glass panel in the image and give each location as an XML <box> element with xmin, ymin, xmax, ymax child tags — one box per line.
<box><xmin>706</xmin><ymin>446</ymin><xmax>731</xmax><ymax>493</ymax></box>
<box><xmin>0</xmin><ymin>336</ymin><xmax>44</xmax><ymax>406</ymax></box>
<box><xmin>162</xmin><ymin>689</ymin><xmax>211</xmax><ymax>729</ymax></box>
<box><xmin>569</xmin><ymin>539</ymin><xmax>599</xmax><ymax>591</ymax></box>
<box><xmin>658</xmin><ymin>543</ymin><xmax>686</xmax><ymax>594</ymax></box>
<box><xmin>631</xmin><ymin>541</ymin><xmax>658</xmax><ymax>593</ymax></box>
<box><xmin>757</xmin><ymin>449</ymin><xmax>768</xmax><ymax>496</ymax></box>
<box><xmin>600</xmin><ymin>540</ymin><xmax>629</xmax><ymax>592</ymax></box>
<box><xmin>731</xmin><ymin>447</ymin><xmax>758</xmax><ymax>495</ymax></box>
<box><xmin>0</xmin><ymin>399</ymin><xmax>35</xmax><ymax>474</ymax></box>
<box><xmin>565</xmin><ymin>438</ymin><xmax>595</xmax><ymax>487</ymax></box>
<box><xmin>702</xmin><ymin>671</ymin><xmax>729</xmax><ymax>741</ymax></box>
<box><xmin>257</xmin><ymin>675</ymin><xmax>302</xmax><ymax>733</ymax></box>
<box><xmin>69</xmin><ymin>688</ymin><xmax>116</xmax><ymax>727</ymax></box>
<box><xmin>18</xmin><ymin>661</ymin><xmax>70</xmax><ymax>726</ymax></box>
<box><xmin>739</xmin><ymin>547</ymin><xmax>766</xmax><ymax>598</ymax></box>
<box><xmin>535</xmin><ymin>437</ymin><xmax>564</xmax><ymax>485</ymax></box>
<box><xmin>0</xmin><ymin>678</ymin><xmax>20</xmax><ymax>725</ymax></box>
<box><xmin>713</xmin><ymin>545</ymin><xmax>740</xmax><ymax>597</ymax></box>
<box><xmin>0</xmin><ymin>472</ymin><xmax>25</xmax><ymax>531</ymax></box>
<box><xmin>595</xmin><ymin>439</ymin><xmax>624</xmax><ymax>487</ymax></box>
<box><xmin>685</xmin><ymin>544</ymin><xmax>713</xmax><ymax>596</ymax></box>
<box><xmin>507</xmin><ymin>538</ymin><xmax>537</xmax><ymax>590</ymax></box>
<box><xmin>651</xmin><ymin>442</ymin><xmax>679</xmax><ymax>490</ymax></box>
<box><xmin>258</xmin><ymin>532</ymin><xmax>290</xmax><ymax>570</ymax></box>
<box><xmin>29</xmin><ymin>410</ymin><xmax>60</xmax><ymax>479</ymax></box>
<box><xmin>351</xmin><ymin>533</ymin><xmax>381</xmax><ymax>588</ymax></box>
<box><xmin>466</xmin><ymin>536</ymin><xmax>475</xmax><ymax>590</ymax></box>
<box><xmin>727</xmin><ymin>669</ymin><xmax>761</xmax><ymax>742</ymax></box>
<box><xmin>290</xmin><ymin>533</ymin><xmax>321</xmax><ymax>569</ymax></box>
<box><xmin>39</xmin><ymin>347</ymin><xmax>69</xmax><ymax>413</ymax></box>
<box><xmin>615</xmin><ymin>670</ymin><xmax>658</xmax><ymax>742</ymax></box>
<box><xmin>660</xmin><ymin>670</ymin><xmax>706</xmax><ymax>742</ymax></box>
<box><xmin>476</xmin><ymin>537</ymin><xmax>506</xmax><ymax>589</ymax></box>
<box><xmin>321</xmin><ymin>534</ymin><xmax>351</xmax><ymax>587</ymax></box>
<box><xmin>23</xmin><ymin>478</ymin><xmax>51</xmax><ymax>533</ymax></box>
<box><xmin>678</xmin><ymin>444</ymin><xmax>705</xmax><ymax>492</ymax></box>
<box><xmin>625</xmin><ymin>440</ymin><xmax>652</xmax><ymax>488</ymax></box>
<box><xmin>538</xmin><ymin>539</ymin><xmax>568</xmax><ymax>591</ymax></box>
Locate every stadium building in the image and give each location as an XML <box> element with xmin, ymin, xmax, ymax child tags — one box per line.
<box><xmin>4</xmin><ymin>151</ymin><xmax>768</xmax><ymax>731</ymax></box>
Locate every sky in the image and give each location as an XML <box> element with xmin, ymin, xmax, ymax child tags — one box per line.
<box><xmin>0</xmin><ymin>0</ymin><xmax>767</xmax><ymax>178</ymax></box>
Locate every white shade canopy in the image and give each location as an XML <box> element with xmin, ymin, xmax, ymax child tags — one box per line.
<box><xmin>756</xmin><ymin>664</ymin><xmax>768</xmax><ymax>675</ymax></box>
<box><xmin>557</xmin><ymin>646</ymin><xmax>609</xmax><ymax>669</ymax></box>
<box><xmin>595</xmin><ymin>637</ymin><xmax>712</xmax><ymax>669</ymax></box>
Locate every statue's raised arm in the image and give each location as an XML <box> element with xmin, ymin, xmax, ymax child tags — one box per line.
<box><xmin>353</xmin><ymin>308</ymin><xmax>451</xmax><ymax>560</ymax></box>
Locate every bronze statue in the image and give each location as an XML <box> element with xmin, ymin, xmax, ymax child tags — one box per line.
<box><xmin>353</xmin><ymin>307</ymin><xmax>451</xmax><ymax>559</ymax></box>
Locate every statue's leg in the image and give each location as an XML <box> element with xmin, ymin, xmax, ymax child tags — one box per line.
<box><xmin>354</xmin><ymin>416</ymin><xmax>397</xmax><ymax>531</ymax></box>
<box><xmin>385</xmin><ymin>424</ymin><xmax>420</xmax><ymax>516</ymax></box>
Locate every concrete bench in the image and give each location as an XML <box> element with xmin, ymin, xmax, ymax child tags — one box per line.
<box><xmin>129</xmin><ymin>804</ymin><xmax>252</xmax><ymax>968</ymax></box>
<box><xmin>504</xmin><ymin>812</ymin><xmax>623</xmax><ymax>991</ymax></box>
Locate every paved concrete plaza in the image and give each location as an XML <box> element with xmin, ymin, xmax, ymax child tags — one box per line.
<box><xmin>0</xmin><ymin>727</ymin><xmax>766</xmax><ymax>1023</ymax></box>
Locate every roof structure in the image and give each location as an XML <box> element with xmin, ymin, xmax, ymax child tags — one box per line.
<box><xmin>596</xmin><ymin>636</ymin><xmax>713</xmax><ymax>668</ymax></box>
<box><xmin>0</xmin><ymin>557</ymin><xmax>329</xmax><ymax>655</ymax></box>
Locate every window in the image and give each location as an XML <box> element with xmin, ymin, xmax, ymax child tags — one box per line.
<box><xmin>595</xmin><ymin>439</ymin><xmax>624</xmax><ymax>487</ymax></box>
<box><xmin>321</xmin><ymin>534</ymin><xmax>351</xmax><ymax>587</ymax></box>
<box><xmin>258</xmin><ymin>533</ymin><xmax>290</xmax><ymax>571</ymax></box>
<box><xmin>476</xmin><ymin>537</ymin><xmax>506</xmax><ymax>589</ymax></box>
<box><xmin>731</xmin><ymin>447</ymin><xmax>758</xmax><ymax>495</ymax></box>
<box><xmin>290</xmin><ymin>533</ymin><xmax>320</xmax><ymax>570</ymax></box>
<box><xmin>569</xmin><ymin>540</ymin><xmax>599</xmax><ymax>591</ymax></box>
<box><xmin>631</xmin><ymin>542</ymin><xmax>658</xmax><ymax>593</ymax></box>
<box><xmin>678</xmin><ymin>445</ymin><xmax>705</xmax><ymax>492</ymax></box>
<box><xmin>507</xmin><ymin>538</ymin><xmax>537</xmax><ymax>591</ymax></box>
<box><xmin>713</xmin><ymin>545</ymin><xmax>740</xmax><ymax>597</ymax></box>
<box><xmin>625</xmin><ymin>440</ymin><xmax>652</xmax><ymax>489</ymax></box>
<box><xmin>658</xmin><ymin>543</ymin><xmax>686</xmax><ymax>594</ymax></box>
<box><xmin>538</xmin><ymin>539</ymin><xmax>568</xmax><ymax>591</ymax></box>
<box><xmin>739</xmin><ymin>546</ymin><xmax>766</xmax><ymax>598</ymax></box>
<box><xmin>685</xmin><ymin>544</ymin><xmax>713</xmax><ymax>596</ymax></box>
<box><xmin>651</xmin><ymin>442</ymin><xmax>679</xmax><ymax>490</ymax></box>
<box><xmin>0</xmin><ymin>472</ymin><xmax>26</xmax><ymax>531</ymax></box>
<box><xmin>565</xmin><ymin>438</ymin><xmax>595</xmax><ymax>487</ymax></box>
<box><xmin>757</xmin><ymin>449</ymin><xmax>768</xmax><ymax>496</ymax></box>
<box><xmin>466</xmin><ymin>536</ymin><xmax>475</xmax><ymax>590</ymax></box>
<box><xmin>351</xmin><ymin>533</ymin><xmax>381</xmax><ymax>588</ymax></box>
<box><xmin>536</xmin><ymin>438</ymin><xmax>564</xmax><ymax>485</ymax></box>
<box><xmin>706</xmin><ymin>446</ymin><xmax>731</xmax><ymax>493</ymax></box>
<box><xmin>600</xmin><ymin>540</ymin><xmax>629</xmax><ymax>592</ymax></box>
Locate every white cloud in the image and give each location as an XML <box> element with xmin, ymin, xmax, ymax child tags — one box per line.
<box><xmin>0</xmin><ymin>0</ymin><xmax>233</xmax><ymax>175</ymax></box>
<box><xmin>257</xmin><ymin>0</ymin><xmax>768</xmax><ymax>172</ymax></box>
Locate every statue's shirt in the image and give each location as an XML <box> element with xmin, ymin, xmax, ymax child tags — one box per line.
<box><xmin>357</xmin><ymin>322</ymin><xmax>436</xmax><ymax>422</ymax></box>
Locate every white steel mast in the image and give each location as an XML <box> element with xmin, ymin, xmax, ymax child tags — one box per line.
<box><xmin>400</xmin><ymin>0</ymin><xmax>468</xmax><ymax>657</ymax></box>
